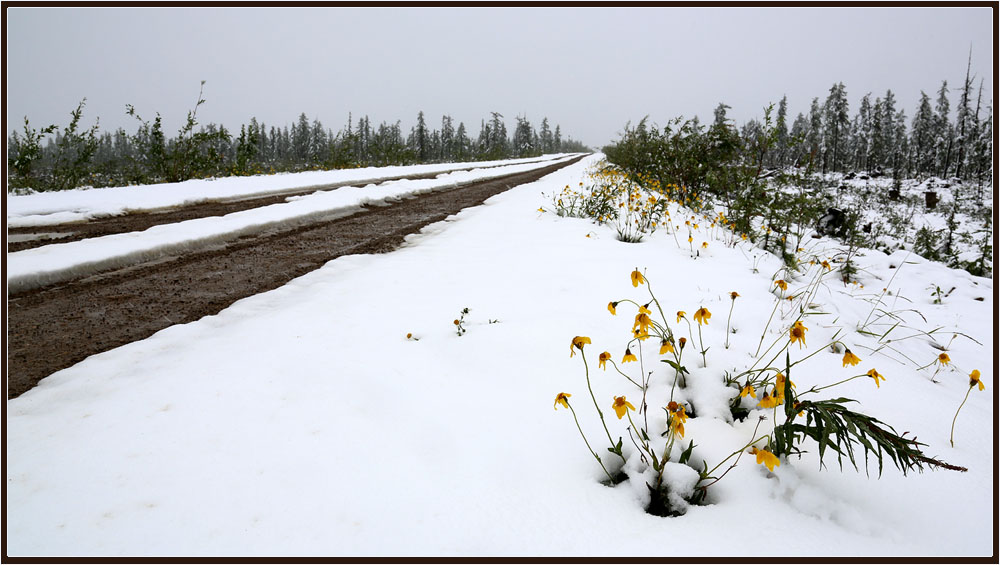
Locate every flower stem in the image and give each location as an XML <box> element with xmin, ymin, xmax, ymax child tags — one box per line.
<box><xmin>725</xmin><ymin>300</ymin><xmax>735</xmax><ymax>349</ymax></box>
<box><xmin>950</xmin><ymin>384</ymin><xmax>975</xmax><ymax>448</ymax></box>
<box><xmin>581</xmin><ymin>352</ymin><xmax>625</xmax><ymax>462</ymax></box>
<box><xmin>568</xmin><ymin>403</ymin><xmax>615</xmax><ymax>482</ymax></box>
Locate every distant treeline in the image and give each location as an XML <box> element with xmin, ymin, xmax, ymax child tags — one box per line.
<box><xmin>608</xmin><ymin>59</ymin><xmax>993</xmax><ymax>187</ymax></box>
<box><xmin>7</xmin><ymin>83</ymin><xmax>589</xmax><ymax>192</ymax></box>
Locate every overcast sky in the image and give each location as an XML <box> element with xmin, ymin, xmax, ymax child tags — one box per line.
<box><xmin>5</xmin><ymin>7</ymin><xmax>994</xmax><ymax>148</ymax></box>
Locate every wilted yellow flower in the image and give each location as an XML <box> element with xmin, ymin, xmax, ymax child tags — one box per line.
<box><xmin>659</xmin><ymin>339</ymin><xmax>675</xmax><ymax>355</ymax></box>
<box><xmin>677</xmin><ymin>311</ymin><xmax>686</xmax><ymax>323</ymax></box>
<box><xmin>775</xmin><ymin>279</ymin><xmax>788</xmax><ymax>291</ymax></box>
<box><xmin>554</xmin><ymin>392</ymin><xmax>571</xmax><ymax>410</ymax></box>
<box><xmin>842</xmin><ymin>349</ymin><xmax>862</xmax><ymax>367</ymax></box>
<box><xmin>969</xmin><ymin>370</ymin><xmax>984</xmax><ymax>391</ymax></box>
<box><xmin>631</xmin><ymin>269</ymin><xmax>645</xmax><ymax>287</ymax></box>
<box><xmin>758</xmin><ymin>392</ymin><xmax>780</xmax><ymax>409</ymax></box>
<box><xmin>608</xmin><ymin>301</ymin><xmax>618</xmax><ymax>315</ymax></box>
<box><xmin>774</xmin><ymin>372</ymin><xmax>795</xmax><ymax>399</ymax></box>
<box><xmin>693</xmin><ymin>307</ymin><xmax>712</xmax><ymax>325</ymax></box>
<box><xmin>406</xmin><ymin>333</ymin><xmax>413</xmax><ymax>339</ymax></box>
<box><xmin>570</xmin><ymin>336</ymin><xmax>592</xmax><ymax>357</ymax></box>
<box><xmin>679</xmin><ymin>337</ymin><xmax>687</xmax><ymax>349</ymax></box>
<box><xmin>730</xmin><ymin>291</ymin><xmax>740</xmax><ymax>300</ymax></box>
<box><xmin>751</xmin><ymin>447</ymin><xmax>781</xmax><ymax>472</ymax></box>
<box><xmin>789</xmin><ymin>321</ymin><xmax>808</xmax><ymax>348</ymax></box>
<box><xmin>867</xmin><ymin>368</ymin><xmax>885</xmax><ymax>388</ymax></box>
<box><xmin>937</xmin><ymin>353</ymin><xmax>951</xmax><ymax>365</ymax></box>
<box><xmin>622</xmin><ymin>347</ymin><xmax>637</xmax><ymax>363</ymax></box>
<box><xmin>821</xmin><ymin>260</ymin><xmax>832</xmax><ymax>271</ymax></box>
<box><xmin>740</xmin><ymin>384</ymin><xmax>756</xmax><ymax>399</ymax></box>
<box><xmin>639</xmin><ymin>303</ymin><xmax>652</xmax><ymax>315</ymax></box>
<box><xmin>612</xmin><ymin>396</ymin><xmax>636</xmax><ymax>419</ymax></box>
<box><xmin>633</xmin><ymin>312</ymin><xmax>653</xmax><ymax>335</ymax></box>
<box><xmin>598</xmin><ymin>351</ymin><xmax>611</xmax><ymax>370</ymax></box>
<box><xmin>667</xmin><ymin>401</ymin><xmax>687</xmax><ymax>437</ymax></box>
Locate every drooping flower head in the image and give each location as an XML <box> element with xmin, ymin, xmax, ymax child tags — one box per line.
<box><xmin>730</xmin><ymin>291</ymin><xmax>740</xmax><ymax>300</ymax></box>
<box><xmin>937</xmin><ymin>352</ymin><xmax>951</xmax><ymax>366</ymax></box>
<box><xmin>622</xmin><ymin>347</ymin><xmax>637</xmax><ymax>363</ymax></box>
<box><xmin>612</xmin><ymin>396</ymin><xmax>636</xmax><ymax>419</ymax></box>
<box><xmin>758</xmin><ymin>392</ymin><xmax>780</xmax><ymax>409</ymax></box>
<box><xmin>969</xmin><ymin>369</ymin><xmax>984</xmax><ymax>391</ymax></box>
<box><xmin>639</xmin><ymin>303</ymin><xmax>653</xmax><ymax>315</ymax></box>
<box><xmin>842</xmin><ymin>348</ymin><xmax>862</xmax><ymax>367</ymax></box>
<box><xmin>821</xmin><ymin>260</ymin><xmax>832</xmax><ymax>271</ymax></box>
<box><xmin>678</xmin><ymin>337</ymin><xmax>687</xmax><ymax>349</ymax></box>
<box><xmin>631</xmin><ymin>269</ymin><xmax>645</xmax><ymax>288</ymax></box>
<box><xmin>608</xmin><ymin>301</ymin><xmax>618</xmax><ymax>316</ymax></box>
<box><xmin>773</xmin><ymin>372</ymin><xmax>795</xmax><ymax>400</ymax></box>
<box><xmin>570</xmin><ymin>336</ymin><xmax>591</xmax><ymax>357</ymax></box>
<box><xmin>789</xmin><ymin>321</ymin><xmax>808</xmax><ymax>348</ymax></box>
<box><xmin>667</xmin><ymin>401</ymin><xmax>687</xmax><ymax>437</ymax></box>
<box><xmin>677</xmin><ymin>311</ymin><xmax>686</xmax><ymax>323</ymax></box>
<box><xmin>867</xmin><ymin>368</ymin><xmax>885</xmax><ymax>388</ymax></box>
<box><xmin>694</xmin><ymin>307</ymin><xmax>712</xmax><ymax>325</ymax></box>
<box><xmin>633</xmin><ymin>312</ymin><xmax>653</xmax><ymax>335</ymax></box>
<box><xmin>554</xmin><ymin>392</ymin><xmax>571</xmax><ymax>410</ymax></box>
<box><xmin>775</xmin><ymin>280</ymin><xmax>788</xmax><ymax>292</ymax></box>
<box><xmin>750</xmin><ymin>447</ymin><xmax>781</xmax><ymax>472</ymax></box>
<box><xmin>740</xmin><ymin>384</ymin><xmax>757</xmax><ymax>399</ymax></box>
<box><xmin>598</xmin><ymin>351</ymin><xmax>611</xmax><ymax>370</ymax></box>
<box><xmin>702</xmin><ymin>241</ymin><xmax>709</xmax><ymax>249</ymax></box>
<box><xmin>659</xmin><ymin>339</ymin><xmax>675</xmax><ymax>355</ymax></box>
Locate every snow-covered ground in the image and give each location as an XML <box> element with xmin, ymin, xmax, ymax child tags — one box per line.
<box><xmin>5</xmin><ymin>154</ymin><xmax>994</xmax><ymax>557</ymax></box>
<box><xmin>5</xmin><ymin>155</ymin><xmax>578</xmax><ymax>293</ymax></box>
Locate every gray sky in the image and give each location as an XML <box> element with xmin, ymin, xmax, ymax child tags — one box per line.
<box><xmin>6</xmin><ymin>7</ymin><xmax>994</xmax><ymax>148</ymax></box>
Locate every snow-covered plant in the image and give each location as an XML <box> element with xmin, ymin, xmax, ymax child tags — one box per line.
<box><xmin>453</xmin><ymin>307</ymin><xmax>470</xmax><ymax>336</ymax></box>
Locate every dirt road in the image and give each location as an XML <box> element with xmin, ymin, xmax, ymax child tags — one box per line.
<box><xmin>6</xmin><ymin>156</ymin><xmax>585</xmax><ymax>399</ymax></box>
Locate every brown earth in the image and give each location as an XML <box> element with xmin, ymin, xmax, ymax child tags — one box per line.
<box><xmin>6</xmin><ymin>158</ymin><xmax>559</xmax><ymax>253</ymax></box>
<box><xmin>6</xmin><ymin>156</ymin><xmax>585</xmax><ymax>399</ymax></box>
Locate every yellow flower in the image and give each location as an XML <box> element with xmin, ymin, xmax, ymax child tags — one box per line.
<box><xmin>842</xmin><ymin>348</ymin><xmax>862</xmax><ymax>367</ymax></box>
<box><xmin>821</xmin><ymin>260</ymin><xmax>832</xmax><ymax>271</ymax></box>
<box><xmin>667</xmin><ymin>401</ymin><xmax>687</xmax><ymax>437</ymax></box>
<box><xmin>937</xmin><ymin>352</ymin><xmax>951</xmax><ymax>365</ymax></box>
<box><xmin>638</xmin><ymin>303</ymin><xmax>652</xmax><ymax>315</ymax></box>
<box><xmin>677</xmin><ymin>311</ymin><xmax>686</xmax><ymax>323</ymax></box>
<box><xmin>693</xmin><ymin>307</ymin><xmax>711</xmax><ymax>325</ymax></box>
<box><xmin>867</xmin><ymin>368</ymin><xmax>885</xmax><ymax>388</ymax></box>
<box><xmin>622</xmin><ymin>347</ymin><xmax>637</xmax><ymax>363</ymax></box>
<box><xmin>751</xmin><ymin>447</ymin><xmax>781</xmax><ymax>472</ymax></box>
<box><xmin>688</xmin><ymin>236</ymin><xmax>694</xmax><ymax>243</ymax></box>
<box><xmin>774</xmin><ymin>372</ymin><xmax>795</xmax><ymax>399</ymax></box>
<box><xmin>969</xmin><ymin>369</ymin><xmax>984</xmax><ymax>391</ymax></box>
<box><xmin>554</xmin><ymin>392</ymin><xmax>571</xmax><ymax>410</ymax></box>
<box><xmin>537</xmin><ymin>207</ymin><xmax>545</xmax><ymax>212</ymax></box>
<box><xmin>789</xmin><ymin>321</ymin><xmax>808</xmax><ymax>348</ymax></box>
<box><xmin>659</xmin><ymin>339</ymin><xmax>675</xmax><ymax>355</ymax></box>
<box><xmin>633</xmin><ymin>312</ymin><xmax>652</xmax><ymax>335</ymax></box>
<box><xmin>730</xmin><ymin>291</ymin><xmax>740</xmax><ymax>300</ymax></box>
<box><xmin>678</xmin><ymin>337</ymin><xmax>687</xmax><ymax>349</ymax></box>
<box><xmin>608</xmin><ymin>301</ymin><xmax>618</xmax><ymax>315</ymax></box>
<box><xmin>757</xmin><ymin>392</ymin><xmax>780</xmax><ymax>409</ymax></box>
<box><xmin>570</xmin><ymin>336</ymin><xmax>591</xmax><ymax>357</ymax></box>
<box><xmin>612</xmin><ymin>396</ymin><xmax>636</xmax><ymax>419</ymax></box>
<box><xmin>631</xmin><ymin>269</ymin><xmax>645</xmax><ymax>287</ymax></box>
<box><xmin>775</xmin><ymin>279</ymin><xmax>788</xmax><ymax>291</ymax></box>
<box><xmin>406</xmin><ymin>332</ymin><xmax>413</xmax><ymax>339</ymax></box>
<box><xmin>702</xmin><ymin>241</ymin><xmax>709</xmax><ymax>249</ymax></box>
<box><xmin>598</xmin><ymin>351</ymin><xmax>611</xmax><ymax>370</ymax></box>
<box><xmin>740</xmin><ymin>384</ymin><xmax>756</xmax><ymax>399</ymax></box>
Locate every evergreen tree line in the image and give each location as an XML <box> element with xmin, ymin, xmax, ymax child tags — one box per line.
<box><xmin>7</xmin><ymin>85</ymin><xmax>589</xmax><ymax>192</ymax></box>
<box><xmin>736</xmin><ymin>55</ymin><xmax>992</xmax><ymax>184</ymax></box>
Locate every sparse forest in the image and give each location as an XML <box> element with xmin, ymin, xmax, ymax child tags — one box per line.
<box><xmin>6</xmin><ymin>83</ymin><xmax>589</xmax><ymax>192</ymax></box>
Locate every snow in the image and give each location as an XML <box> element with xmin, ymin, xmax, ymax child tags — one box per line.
<box><xmin>5</xmin><ymin>155</ymin><xmax>578</xmax><ymax>293</ymax></box>
<box><xmin>4</xmin><ymin>154</ymin><xmax>994</xmax><ymax>557</ymax></box>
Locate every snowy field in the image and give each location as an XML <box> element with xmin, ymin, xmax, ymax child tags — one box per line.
<box><xmin>5</xmin><ymin>154</ymin><xmax>994</xmax><ymax>557</ymax></box>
